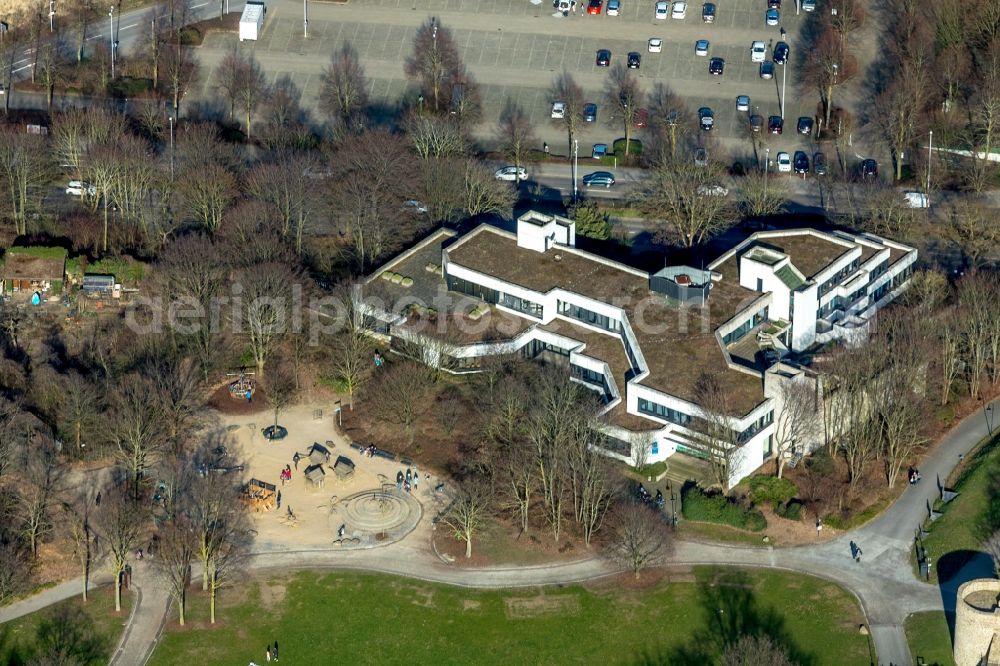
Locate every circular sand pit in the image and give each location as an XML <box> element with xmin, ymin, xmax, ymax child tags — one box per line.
<box><xmin>329</xmin><ymin>489</ymin><xmax>422</xmax><ymax>549</ymax></box>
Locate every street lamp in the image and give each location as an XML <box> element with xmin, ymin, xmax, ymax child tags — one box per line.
<box><xmin>108</xmin><ymin>7</ymin><xmax>115</xmax><ymax>80</ymax></box>
<box><xmin>303</xmin><ymin>0</ymin><xmax>308</xmax><ymax>37</ymax></box>
<box><xmin>49</xmin><ymin>0</ymin><xmax>55</xmax><ymax>32</ymax></box>
<box><xmin>669</xmin><ymin>485</ymin><xmax>677</xmax><ymax>526</ymax></box>
<box><xmin>926</xmin><ymin>129</ymin><xmax>933</xmax><ymax>194</ymax></box>
<box><xmin>572</xmin><ymin>138</ymin><xmax>578</xmax><ymax>202</ymax></box>
<box><xmin>780</xmin><ymin>50</ymin><xmax>787</xmax><ymax>119</ymax></box>
<box><xmin>168</xmin><ymin>115</ymin><xmax>175</xmax><ymax>180</ymax></box>
<box><xmin>987</xmin><ymin>403</ymin><xmax>995</xmax><ymax>435</ymax></box>
<box><xmin>764</xmin><ymin>146</ymin><xmax>771</xmax><ymax>192</ymax></box>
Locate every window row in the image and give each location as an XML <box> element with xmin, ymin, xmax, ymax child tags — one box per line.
<box><xmin>557</xmin><ymin>300</ymin><xmax>620</xmax><ymax>332</ymax></box>
<box><xmin>637</xmin><ymin>398</ymin><xmax>692</xmax><ymax>426</ymax></box>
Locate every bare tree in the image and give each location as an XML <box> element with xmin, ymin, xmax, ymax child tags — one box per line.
<box><xmin>110</xmin><ymin>374</ymin><xmax>168</xmax><ymax>497</ymax></box>
<box><xmin>738</xmin><ymin>169</ymin><xmax>788</xmax><ymax>220</ymax></box>
<box><xmin>232</xmin><ymin>263</ymin><xmax>297</xmax><ymax>380</ymax></box>
<box><xmin>36</xmin><ymin>32</ymin><xmax>68</xmax><ymax>110</ymax></box>
<box><xmin>691</xmin><ymin>372</ymin><xmax>749</xmax><ymax>491</ymax></box>
<box><xmin>771</xmin><ymin>378</ymin><xmax>820</xmax><ymax>478</ymax></box>
<box><xmin>245</xmin><ymin>155</ymin><xmax>323</xmax><ymax>254</ymax></box>
<box><xmin>605</xmin><ymin>504</ymin><xmax>669</xmax><ymax>578</ymax></box>
<box><xmin>646</xmin><ymin>82</ymin><xmax>692</xmax><ymax>162</ymax></box>
<box><xmin>83</xmin><ymin>141</ymin><xmax>123</xmax><ymax>252</ymax></box>
<box><xmin>319</xmin><ymin>42</ymin><xmax>369</xmax><ymax>132</ymax></box>
<box><xmin>368</xmin><ymin>360</ymin><xmax>433</xmax><ymax>446</ymax></box>
<box><xmin>874</xmin><ymin>58</ymin><xmax>931</xmax><ymax>181</ymax></box>
<box><xmin>0</xmin><ymin>127</ymin><xmax>53</xmax><ymax>235</ymax></box>
<box><xmin>860</xmin><ymin>184</ymin><xmax>916</xmax><ymax>238</ymax></box>
<box><xmin>152</xmin><ymin>516</ymin><xmax>197</xmax><ymax>625</ymax></box>
<box><xmin>205</xmin><ymin>500</ymin><xmax>251</xmax><ymax>623</ymax></box>
<box><xmin>496</xmin><ymin>101</ymin><xmax>535</xmax><ymax>182</ymax></box>
<box><xmin>550</xmin><ymin>72</ymin><xmax>585</xmax><ymax>157</ymax></box>
<box><xmin>163</xmin><ymin>38</ymin><xmax>197</xmax><ymax>116</ymax></box>
<box><xmin>403</xmin><ymin>17</ymin><xmax>468</xmax><ymax>114</ymax></box>
<box><xmin>604</xmin><ymin>63</ymin><xmax>642</xmax><ymax>156</ymax></box>
<box><xmin>568</xmin><ymin>424</ymin><xmax>614</xmax><ymax>546</ymax></box>
<box><xmin>0</xmin><ymin>543</ymin><xmax>27</xmax><ymax>604</ymax></box>
<box><xmin>639</xmin><ymin>160</ymin><xmax>735</xmax><ymax>248</ymax></box>
<box><xmin>93</xmin><ymin>485</ymin><xmax>144</xmax><ymax>612</ymax></box>
<box><xmin>0</xmin><ymin>16</ymin><xmax>28</xmax><ymax>114</ymax></box>
<box><xmin>175</xmin><ymin>163</ymin><xmax>237</xmax><ymax>232</ymax></box>
<box><xmin>17</xmin><ymin>439</ymin><xmax>65</xmax><ymax>557</ymax></box>
<box><xmin>61</xmin><ymin>486</ymin><xmax>98</xmax><ymax>601</ymax></box>
<box><xmin>330</xmin><ymin>286</ymin><xmax>375</xmax><ymax>408</ymax></box>
<box><xmin>441</xmin><ymin>484</ymin><xmax>491</xmax><ymax>559</ymax></box>
<box><xmin>957</xmin><ymin>274</ymin><xmax>998</xmax><ymax>399</ymax></box>
<box><xmin>406</xmin><ymin>113</ymin><xmax>468</xmax><ymax>159</ymax></box>
<box><xmin>943</xmin><ymin>199</ymin><xmax>1000</xmax><ymax>270</ymax></box>
<box><xmin>722</xmin><ymin>635</ymin><xmax>795</xmax><ymax>666</ymax></box>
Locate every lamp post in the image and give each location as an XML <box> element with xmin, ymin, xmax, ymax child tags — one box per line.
<box><xmin>572</xmin><ymin>138</ymin><xmax>578</xmax><ymax>202</ymax></box>
<box><xmin>926</xmin><ymin>129</ymin><xmax>933</xmax><ymax>193</ymax></box>
<box><xmin>987</xmin><ymin>403</ymin><xmax>995</xmax><ymax>435</ymax></box>
<box><xmin>168</xmin><ymin>115</ymin><xmax>175</xmax><ymax>180</ymax></box>
<box><xmin>780</xmin><ymin>51</ymin><xmax>787</xmax><ymax>120</ymax></box>
<box><xmin>49</xmin><ymin>1</ymin><xmax>54</xmax><ymax>31</ymax></box>
<box><xmin>764</xmin><ymin>146</ymin><xmax>771</xmax><ymax>193</ymax></box>
<box><xmin>108</xmin><ymin>7</ymin><xmax>115</xmax><ymax>79</ymax></box>
<box><xmin>669</xmin><ymin>485</ymin><xmax>677</xmax><ymax>527</ymax></box>
<box><xmin>303</xmin><ymin>0</ymin><xmax>307</xmax><ymax>37</ymax></box>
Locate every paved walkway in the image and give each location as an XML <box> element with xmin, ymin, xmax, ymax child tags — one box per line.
<box><xmin>2</xmin><ymin>399</ymin><xmax>997</xmax><ymax>666</ymax></box>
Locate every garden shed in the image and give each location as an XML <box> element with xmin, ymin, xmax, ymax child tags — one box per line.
<box><xmin>2</xmin><ymin>248</ymin><xmax>67</xmax><ymax>294</ymax></box>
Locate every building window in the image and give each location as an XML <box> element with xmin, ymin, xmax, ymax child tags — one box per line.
<box><xmin>499</xmin><ymin>293</ymin><xmax>543</xmax><ymax>318</ymax></box>
<box><xmin>571</xmin><ymin>364</ymin><xmax>606</xmax><ymax>388</ymax></box>
<box><xmin>738</xmin><ymin>410</ymin><xmax>774</xmax><ymax>443</ymax></box>
<box><xmin>723</xmin><ymin>317</ymin><xmax>754</xmax><ymax>345</ymax></box>
<box><xmin>558</xmin><ymin>300</ymin><xmax>620</xmax><ymax>332</ymax></box>
<box><xmin>638</xmin><ymin>398</ymin><xmax>692</xmax><ymax>426</ymax></box>
<box><xmin>447</xmin><ymin>275</ymin><xmax>498</xmax><ymax>304</ymax></box>
<box><xmin>756</xmin><ymin>278</ymin><xmax>763</xmax><ymax>292</ymax></box>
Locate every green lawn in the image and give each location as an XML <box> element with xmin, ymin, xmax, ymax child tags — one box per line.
<box><xmin>905</xmin><ymin>611</ymin><xmax>956</xmax><ymax>666</ymax></box>
<box><xmin>148</xmin><ymin>567</ymin><xmax>870</xmax><ymax>666</ymax></box>
<box><xmin>0</xmin><ymin>584</ymin><xmax>131</xmax><ymax>666</ymax></box>
<box><xmin>918</xmin><ymin>432</ymin><xmax>1000</xmax><ymax>583</ymax></box>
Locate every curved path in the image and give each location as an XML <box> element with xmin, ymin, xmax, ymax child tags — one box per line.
<box><xmin>2</xmin><ymin>399</ymin><xmax>996</xmax><ymax>666</ymax></box>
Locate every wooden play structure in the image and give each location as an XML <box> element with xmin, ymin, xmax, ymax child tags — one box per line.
<box><xmin>242</xmin><ymin>478</ymin><xmax>276</xmax><ymax>512</ymax></box>
<box><xmin>227</xmin><ymin>369</ymin><xmax>256</xmax><ymax>401</ymax></box>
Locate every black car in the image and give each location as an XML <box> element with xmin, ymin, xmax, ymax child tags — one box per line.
<box><xmin>797</xmin><ymin>117</ymin><xmax>814</xmax><ymax>135</ymax></box>
<box><xmin>627</xmin><ymin>52</ymin><xmax>641</xmax><ymax>69</ymax></box>
<box><xmin>793</xmin><ymin>151</ymin><xmax>810</xmax><ymax>174</ymax></box>
<box><xmin>596</xmin><ymin>49</ymin><xmax>611</xmax><ymax>67</ymax></box>
<box><xmin>768</xmin><ymin>115</ymin><xmax>783</xmax><ymax>134</ymax></box>
<box><xmin>774</xmin><ymin>41</ymin><xmax>789</xmax><ymax>65</ymax></box>
<box><xmin>583</xmin><ymin>103</ymin><xmax>597</xmax><ymax>122</ymax></box>
<box><xmin>702</xmin><ymin>2</ymin><xmax>716</xmax><ymax>21</ymax></box>
<box><xmin>861</xmin><ymin>158</ymin><xmax>878</xmax><ymax>178</ymax></box>
<box><xmin>699</xmin><ymin>107</ymin><xmax>715</xmax><ymax>131</ymax></box>
<box><xmin>760</xmin><ymin>61</ymin><xmax>775</xmax><ymax>79</ymax></box>
<box><xmin>768</xmin><ymin>0</ymin><xmax>780</xmax><ymax>7</ymax></box>
<box><xmin>813</xmin><ymin>152</ymin><xmax>827</xmax><ymax>176</ymax></box>
<box><xmin>583</xmin><ymin>171</ymin><xmax>616</xmax><ymax>188</ymax></box>
<box><xmin>709</xmin><ymin>57</ymin><xmax>725</xmax><ymax>75</ymax></box>
<box><xmin>749</xmin><ymin>114</ymin><xmax>764</xmax><ymax>133</ymax></box>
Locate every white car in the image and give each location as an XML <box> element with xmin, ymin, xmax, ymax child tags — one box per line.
<box><xmin>551</xmin><ymin>101</ymin><xmax>566</xmax><ymax>119</ymax></box>
<box><xmin>402</xmin><ymin>200</ymin><xmax>428</xmax><ymax>214</ymax></box>
<box><xmin>903</xmin><ymin>191</ymin><xmax>930</xmax><ymax>208</ymax></box>
<box><xmin>655</xmin><ymin>1</ymin><xmax>669</xmax><ymax>18</ymax></box>
<box><xmin>494</xmin><ymin>166</ymin><xmax>528</xmax><ymax>182</ymax></box>
<box><xmin>671</xmin><ymin>1</ymin><xmax>687</xmax><ymax>19</ymax></box>
<box><xmin>607</xmin><ymin>0</ymin><xmax>621</xmax><ymax>15</ymax></box>
<box><xmin>776</xmin><ymin>152</ymin><xmax>792</xmax><ymax>173</ymax></box>
<box><xmin>736</xmin><ymin>95</ymin><xmax>750</xmax><ymax>111</ymax></box>
<box><xmin>751</xmin><ymin>40</ymin><xmax>767</xmax><ymax>63</ymax></box>
<box><xmin>695</xmin><ymin>39</ymin><xmax>710</xmax><ymax>56</ymax></box>
<box><xmin>697</xmin><ymin>184</ymin><xmax>729</xmax><ymax>197</ymax></box>
<box><xmin>65</xmin><ymin>180</ymin><xmax>96</xmax><ymax>197</ymax></box>
<box><xmin>648</xmin><ymin>37</ymin><xmax>663</xmax><ymax>53</ymax></box>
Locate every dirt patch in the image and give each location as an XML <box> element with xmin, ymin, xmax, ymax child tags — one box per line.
<box><xmin>462</xmin><ymin>599</ymin><xmax>481</xmax><ymax>611</ymax></box>
<box><xmin>504</xmin><ymin>594</ymin><xmax>580</xmax><ymax>619</ymax></box>
<box><xmin>259</xmin><ymin>582</ymin><xmax>287</xmax><ymax>609</ymax></box>
<box><xmin>209</xmin><ymin>382</ymin><xmax>270</xmax><ymax>416</ymax></box>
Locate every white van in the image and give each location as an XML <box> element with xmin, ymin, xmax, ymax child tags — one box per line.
<box><xmin>902</xmin><ymin>191</ymin><xmax>930</xmax><ymax>208</ymax></box>
<box><xmin>66</xmin><ymin>180</ymin><xmax>96</xmax><ymax>197</ymax></box>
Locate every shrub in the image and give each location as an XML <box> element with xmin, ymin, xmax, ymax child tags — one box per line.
<box><xmin>748</xmin><ymin>475</ymin><xmax>798</xmax><ymax>507</ymax></box>
<box><xmin>776</xmin><ymin>500</ymin><xmax>803</xmax><ymax>521</ymax></box>
<box><xmin>681</xmin><ymin>483</ymin><xmax>767</xmax><ymax>532</ymax></box>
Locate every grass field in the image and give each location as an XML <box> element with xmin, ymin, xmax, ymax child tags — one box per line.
<box><xmin>0</xmin><ymin>584</ymin><xmax>131</xmax><ymax>666</ymax></box>
<box><xmin>918</xmin><ymin>432</ymin><xmax>1000</xmax><ymax>584</ymax></box>
<box><xmin>905</xmin><ymin>611</ymin><xmax>956</xmax><ymax>666</ymax></box>
<box><xmin>148</xmin><ymin>567</ymin><xmax>870</xmax><ymax>666</ymax></box>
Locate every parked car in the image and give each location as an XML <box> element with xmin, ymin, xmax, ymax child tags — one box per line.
<box><xmin>768</xmin><ymin>115</ymin><xmax>783</xmax><ymax>134</ymax></box>
<box><xmin>736</xmin><ymin>94</ymin><xmax>750</xmax><ymax>111</ymax></box>
<box><xmin>655</xmin><ymin>0</ymin><xmax>669</xmax><ymax>18</ymax></box>
<box><xmin>749</xmin><ymin>114</ymin><xmax>764</xmax><ymax>132</ymax></box>
<box><xmin>66</xmin><ymin>180</ymin><xmax>96</xmax><ymax>197</ymax></box>
<box><xmin>583</xmin><ymin>171</ymin><xmax>616</xmax><ymax>188</ymax></box>
<box><xmin>813</xmin><ymin>152</ymin><xmax>828</xmax><ymax>176</ymax></box>
<box><xmin>551</xmin><ymin>101</ymin><xmax>566</xmax><ymax>118</ymax></box>
<box><xmin>699</xmin><ymin>107</ymin><xmax>715</xmax><ymax>131</ymax></box>
<box><xmin>697</xmin><ymin>183</ymin><xmax>729</xmax><ymax>197</ymax></box>
<box><xmin>402</xmin><ymin>200</ymin><xmax>428</xmax><ymax>214</ymax></box>
<box><xmin>797</xmin><ymin>117</ymin><xmax>814</xmax><ymax>135</ymax></box>
<box><xmin>768</xmin><ymin>0</ymin><xmax>780</xmax><ymax>8</ymax></box>
<box><xmin>633</xmin><ymin>108</ymin><xmax>649</xmax><ymax>128</ymax></box>
<box><xmin>774</xmin><ymin>41</ymin><xmax>789</xmax><ymax>65</ymax></box>
<box><xmin>596</xmin><ymin>49</ymin><xmax>611</xmax><ymax>66</ymax></box>
<box><xmin>672</xmin><ymin>1</ymin><xmax>688</xmax><ymax>19</ymax></box>
<box><xmin>695</xmin><ymin>39</ymin><xmax>710</xmax><ymax>56</ymax></box>
<box><xmin>760</xmin><ymin>61</ymin><xmax>775</xmax><ymax>79</ymax></box>
<box><xmin>802</xmin><ymin>0</ymin><xmax>816</xmax><ymax>10</ymax></box>
<box><xmin>776</xmin><ymin>152</ymin><xmax>792</xmax><ymax>173</ymax></box>
<box><xmin>702</xmin><ymin>2</ymin><xmax>716</xmax><ymax>21</ymax></box>
<box><xmin>709</xmin><ymin>57</ymin><xmax>725</xmax><ymax>75</ymax></box>
<box><xmin>587</xmin><ymin>0</ymin><xmax>603</xmax><ymax>14</ymax></box>
<box><xmin>903</xmin><ymin>191</ymin><xmax>930</xmax><ymax>208</ymax></box>
<box><xmin>494</xmin><ymin>166</ymin><xmax>528</xmax><ymax>182</ymax></box>
<box><xmin>793</xmin><ymin>151</ymin><xmax>810</xmax><ymax>174</ymax></box>
<box><xmin>592</xmin><ymin>143</ymin><xmax>609</xmax><ymax>159</ymax></box>
<box><xmin>766</xmin><ymin>7</ymin><xmax>779</xmax><ymax>25</ymax></box>
<box><xmin>607</xmin><ymin>0</ymin><xmax>621</xmax><ymax>14</ymax></box>
<box><xmin>627</xmin><ymin>51</ymin><xmax>641</xmax><ymax>69</ymax></box>
<box><xmin>648</xmin><ymin>37</ymin><xmax>663</xmax><ymax>52</ymax></box>
<box><xmin>583</xmin><ymin>103</ymin><xmax>598</xmax><ymax>122</ymax></box>
<box><xmin>861</xmin><ymin>158</ymin><xmax>878</xmax><ymax>178</ymax></box>
<box><xmin>751</xmin><ymin>40</ymin><xmax>766</xmax><ymax>63</ymax></box>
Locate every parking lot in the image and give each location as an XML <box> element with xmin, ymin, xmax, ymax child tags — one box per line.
<box><xmin>195</xmin><ymin>0</ymin><xmax>823</xmax><ymax>160</ymax></box>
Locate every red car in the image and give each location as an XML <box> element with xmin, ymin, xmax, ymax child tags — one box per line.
<box><xmin>587</xmin><ymin>0</ymin><xmax>603</xmax><ymax>13</ymax></box>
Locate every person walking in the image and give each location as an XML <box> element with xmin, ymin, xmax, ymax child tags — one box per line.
<box><xmin>273</xmin><ymin>641</ymin><xmax>279</xmax><ymax>661</ymax></box>
<box><xmin>293</xmin><ymin>452</ymin><xmax>301</xmax><ymax>470</ymax></box>
<box><xmin>266</xmin><ymin>645</ymin><xmax>271</xmax><ymax>662</ymax></box>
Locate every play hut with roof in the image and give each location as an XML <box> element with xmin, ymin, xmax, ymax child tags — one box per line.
<box><xmin>2</xmin><ymin>247</ymin><xmax>67</xmax><ymax>299</ymax></box>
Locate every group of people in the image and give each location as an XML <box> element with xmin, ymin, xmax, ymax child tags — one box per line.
<box><xmin>395</xmin><ymin>468</ymin><xmax>420</xmax><ymax>493</ymax></box>
<box><xmin>279</xmin><ymin>465</ymin><xmax>293</xmax><ymax>485</ymax></box>
<box><xmin>373</xmin><ymin>351</ymin><xmax>385</xmax><ymax>368</ymax></box>
<box><xmin>636</xmin><ymin>484</ymin><xmax>666</xmax><ymax>509</ymax></box>
<box><xmin>360</xmin><ymin>444</ymin><xmax>379</xmax><ymax>458</ymax></box>
<box><xmin>909</xmin><ymin>468</ymin><xmax>923</xmax><ymax>484</ymax></box>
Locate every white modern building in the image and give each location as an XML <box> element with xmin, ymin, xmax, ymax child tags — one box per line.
<box><xmin>361</xmin><ymin>212</ymin><xmax>917</xmax><ymax>488</ymax></box>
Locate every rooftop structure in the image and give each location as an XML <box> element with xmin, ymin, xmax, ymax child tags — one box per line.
<box><xmin>361</xmin><ymin>212</ymin><xmax>917</xmax><ymax>487</ymax></box>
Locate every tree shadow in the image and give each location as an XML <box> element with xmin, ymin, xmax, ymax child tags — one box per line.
<box><xmin>632</xmin><ymin>571</ymin><xmax>816</xmax><ymax>665</ymax></box>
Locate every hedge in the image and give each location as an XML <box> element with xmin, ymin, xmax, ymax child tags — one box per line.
<box><xmin>681</xmin><ymin>484</ymin><xmax>767</xmax><ymax>532</ymax></box>
<box><xmin>748</xmin><ymin>475</ymin><xmax>798</xmax><ymax>507</ymax></box>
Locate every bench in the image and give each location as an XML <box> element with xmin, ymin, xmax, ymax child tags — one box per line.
<box><xmin>372</xmin><ymin>448</ymin><xmax>397</xmax><ymax>462</ymax></box>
